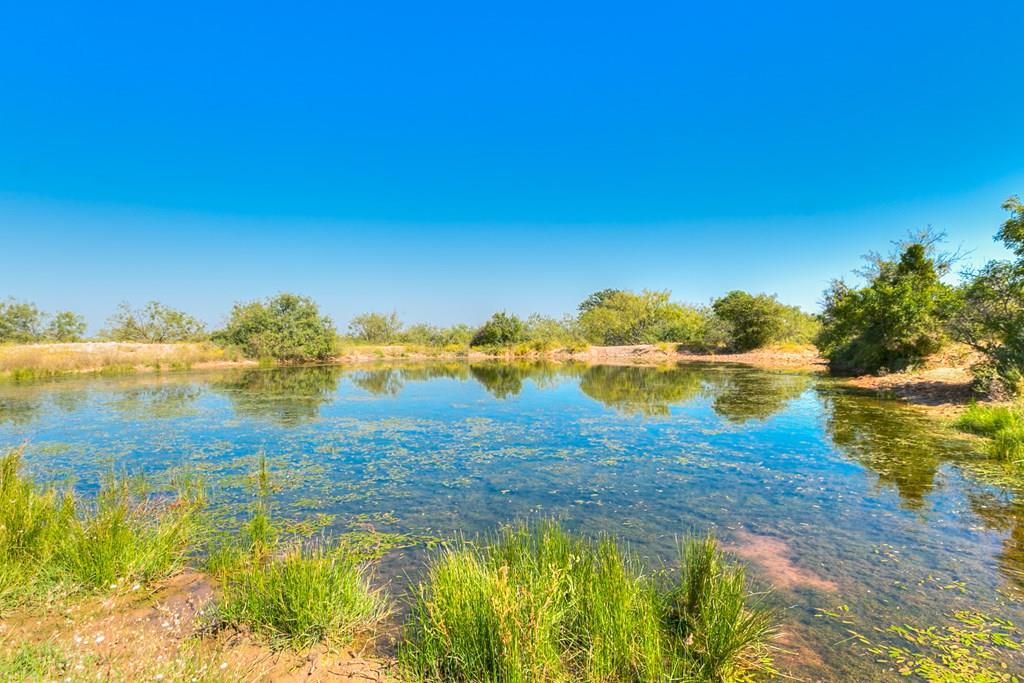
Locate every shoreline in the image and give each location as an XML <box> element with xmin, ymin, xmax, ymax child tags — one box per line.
<box><xmin>3</xmin><ymin>341</ymin><xmax>993</xmax><ymax>416</ymax></box>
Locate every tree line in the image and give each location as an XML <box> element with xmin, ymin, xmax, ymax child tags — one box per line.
<box><xmin>1</xmin><ymin>194</ymin><xmax>1020</xmax><ymax>395</ymax></box>
<box><xmin>0</xmin><ymin>290</ymin><xmax>817</xmax><ymax>357</ymax></box>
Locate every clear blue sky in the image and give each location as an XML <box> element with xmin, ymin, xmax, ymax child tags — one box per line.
<box><xmin>2</xmin><ymin>1</ymin><xmax>1021</xmax><ymax>330</ymax></box>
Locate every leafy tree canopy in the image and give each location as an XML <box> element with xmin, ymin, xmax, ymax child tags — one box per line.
<box><xmin>217</xmin><ymin>293</ymin><xmax>336</xmax><ymax>361</ymax></box>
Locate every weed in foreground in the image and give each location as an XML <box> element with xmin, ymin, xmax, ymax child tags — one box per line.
<box><xmin>0</xmin><ymin>446</ymin><xmax>204</xmax><ymax>610</ymax></box>
<box><xmin>209</xmin><ymin>453</ymin><xmax>388</xmax><ymax>649</ymax></box>
<box><xmin>400</xmin><ymin>521</ymin><xmax>775</xmax><ymax>682</ymax></box>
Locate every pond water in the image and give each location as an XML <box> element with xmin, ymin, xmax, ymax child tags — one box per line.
<box><xmin>2</xmin><ymin>361</ymin><xmax>1023</xmax><ymax>680</ymax></box>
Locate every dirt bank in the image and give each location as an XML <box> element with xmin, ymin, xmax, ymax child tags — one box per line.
<box><xmin>0</xmin><ymin>571</ymin><xmax>397</xmax><ymax>682</ymax></box>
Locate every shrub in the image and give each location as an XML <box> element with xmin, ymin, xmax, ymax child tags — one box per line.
<box><xmin>216</xmin><ymin>293</ymin><xmax>337</xmax><ymax>361</ymax></box>
<box><xmin>816</xmin><ymin>238</ymin><xmax>956</xmax><ymax>374</ymax></box>
<box><xmin>711</xmin><ymin>291</ymin><xmax>790</xmax><ymax>352</ymax></box>
<box><xmin>401</xmin><ymin>521</ymin><xmax>774</xmax><ymax>682</ymax></box>
<box><xmin>578</xmin><ymin>289</ymin><xmax>706</xmax><ymax>346</ymax></box>
<box><xmin>0</xmin><ymin>299</ymin><xmax>45</xmax><ymax>343</ymax></box>
<box><xmin>950</xmin><ymin>195</ymin><xmax>1024</xmax><ymax>397</ymax></box>
<box><xmin>348</xmin><ymin>311</ymin><xmax>403</xmax><ymax>344</ymax></box>
<box><xmin>44</xmin><ymin>311</ymin><xmax>87</xmax><ymax>342</ymax></box>
<box><xmin>102</xmin><ymin>301</ymin><xmax>206</xmax><ymax>342</ymax></box>
<box><xmin>470</xmin><ymin>312</ymin><xmax>526</xmax><ymax>347</ymax></box>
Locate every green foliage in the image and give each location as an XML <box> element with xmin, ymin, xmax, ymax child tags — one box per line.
<box><xmin>817</xmin><ymin>240</ymin><xmax>956</xmax><ymax>374</ymax></box>
<box><xmin>470</xmin><ymin>312</ymin><xmax>526</xmax><ymax>347</ymax></box>
<box><xmin>399</xmin><ymin>323</ymin><xmax>475</xmax><ymax>348</ymax></box>
<box><xmin>669</xmin><ymin>535</ymin><xmax>777</xmax><ymax>681</ymax></box>
<box><xmin>711</xmin><ymin>291</ymin><xmax>790</xmax><ymax>352</ymax></box>
<box><xmin>44</xmin><ymin>310</ymin><xmax>87</xmax><ymax>342</ymax></box>
<box><xmin>521</xmin><ymin>314</ymin><xmax>585</xmax><ymax>350</ymax></box>
<box><xmin>956</xmin><ymin>404</ymin><xmax>1024</xmax><ymax>464</ymax></box>
<box><xmin>400</xmin><ymin>521</ymin><xmax>774</xmax><ymax>682</ymax></box>
<box><xmin>102</xmin><ymin>301</ymin><xmax>206</xmax><ymax>342</ymax></box>
<box><xmin>0</xmin><ymin>299</ymin><xmax>45</xmax><ymax>343</ymax></box>
<box><xmin>210</xmin><ymin>454</ymin><xmax>387</xmax><ymax>648</ymax></box>
<box><xmin>348</xmin><ymin>311</ymin><xmax>403</xmax><ymax>344</ymax></box>
<box><xmin>951</xmin><ymin>196</ymin><xmax>1024</xmax><ymax>397</ymax></box>
<box><xmin>217</xmin><ymin>293</ymin><xmax>337</xmax><ymax>361</ymax></box>
<box><xmin>578</xmin><ymin>289</ymin><xmax>707</xmax><ymax>346</ymax></box>
<box><xmin>215</xmin><ymin>542</ymin><xmax>387</xmax><ymax>649</ymax></box>
<box><xmin>0</xmin><ymin>447</ymin><xmax>203</xmax><ymax>611</ymax></box>
<box><xmin>0</xmin><ymin>642</ymin><xmax>70</xmax><ymax>681</ymax></box>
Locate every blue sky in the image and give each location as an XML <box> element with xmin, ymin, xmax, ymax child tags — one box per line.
<box><xmin>1</xmin><ymin>1</ymin><xmax>1021</xmax><ymax>330</ymax></box>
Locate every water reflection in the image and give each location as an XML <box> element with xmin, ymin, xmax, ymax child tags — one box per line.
<box><xmin>708</xmin><ymin>369</ymin><xmax>810</xmax><ymax>424</ymax></box>
<box><xmin>108</xmin><ymin>385</ymin><xmax>202</xmax><ymax>419</ymax></box>
<box><xmin>211</xmin><ymin>366</ymin><xmax>342</xmax><ymax>426</ymax></box>
<box><xmin>818</xmin><ymin>387</ymin><xmax>949</xmax><ymax>510</ymax></box>
<box><xmin>579</xmin><ymin>365</ymin><xmax>704</xmax><ymax>416</ymax></box>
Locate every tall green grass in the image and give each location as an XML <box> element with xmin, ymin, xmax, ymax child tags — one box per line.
<box><xmin>210</xmin><ymin>453</ymin><xmax>388</xmax><ymax>649</ymax></box>
<box><xmin>0</xmin><ymin>447</ymin><xmax>204</xmax><ymax>610</ymax></box>
<box><xmin>956</xmin><ymin>403</ymin><xmax>1024</xmax><ymax>464</ymax></box>
<box><xmin>215</xmin><ymin>542</ymin><xmax>388</xmax><ymax>648</ymax></box>
<box><xmin>400</xmin><ymin>521</ymin><xmax>775</xmax><ymax>682</ymax></box>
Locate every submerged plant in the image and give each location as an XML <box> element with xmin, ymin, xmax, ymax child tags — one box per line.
<box><xmin>400</xmin><ymin>521</ymin><xmax>775</xmax><ymax>682</ymax></box>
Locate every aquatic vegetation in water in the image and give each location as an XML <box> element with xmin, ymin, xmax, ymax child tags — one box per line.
<box><xmin>822</xmin><ymin>602</ymin><xmax>1024</xmax><ymax>682</ymax></box>
<box><xmin>400</xmin><ymin>521</ymin><xmax>775</xmax><ymax>682</ymax></box>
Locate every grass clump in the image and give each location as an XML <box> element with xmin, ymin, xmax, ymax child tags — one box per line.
<box><xmin>400</xmin><ymin>521</ymin><xmax>775</xmax><ymax>682</ymax></box>
<box><xmin>956</xmin><ymin>403</ymin><xmax>1024</xmax><ymax>464</ymax></box>
<box><xmin>215</xmin><ymin>542</ymin><xmax>387</xmax><ymax>648</ymax></box>
<box><xmin>0</xmin><ymin>447</ymin><xmax>204</xmax><ymax>610</ymax></box>
<box><xmin>210</xmin><ymin>454</ymin><xmax>388</xmax><ymax>648</ymax></box>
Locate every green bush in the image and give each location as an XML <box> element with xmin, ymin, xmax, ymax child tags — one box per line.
<box><xmin>0</xmin><ymin>299</ymin><xmax>45</xmax><ymax>343</ymax></box>
<box><xmin>578</xmin><ymin>289</ymin><xmax>707</xmax><ymax>346</ymax></box>
<box><xmin>102</xmin><ymin>301</ymin><xmax>206</xmax><ymax>342</ymax></box>
<box><xmin>711</xmin><ymin>291</ymin><xmax>789</xmax><ymax>352</ymax></box>
<box><xmin>401</xmin><ymin>521</ymin><xmax>774</xmax><ymax>682</ymax></box>
<box><xmin>216</xmin><ymin>293</ymin><xmax>337</xmax><ymax>361</ymax></box>
<box><xmin>44</xmin><ymin>311</ymin><xmax>87</xmax><ymax>342</ymax></box>
<box><xmin>470</xmin><ymin>312</ymin><xmax>526</xmax><ymax>347</ymax></box>
<box><xmin>950</xmin><ymin>195</ymin><xmax>1024</xmax><ymax>397</ymax></box>
<box><xmin>348</xmin><ymin>311</ymin><xmax>403</xmax><ymax>344</ymax></box>
<box><xmin>817</xmin><ymin>240</ymin><xmax>956</xmax><ymax>375</ymax></box>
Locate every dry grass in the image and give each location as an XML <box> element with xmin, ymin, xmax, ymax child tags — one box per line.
<box><xmin>0</xmin><ymin>342</ymin><xmax>250</xmax><ymax>380</ymax></box>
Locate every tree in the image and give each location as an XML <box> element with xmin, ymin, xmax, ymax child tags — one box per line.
<box><xmin>217</xmin><ymin>293</ymin><xmax>337</xmax><ymax>361</ymax></box>
<box><xmin>348</xmin><ymin>311</ymin><xmax>403</xmax><ymax>343</ymax></box>
<box><xmin>0</xmin><ymin>299</ymin><xmax>45</xmax><ymax>343</ymax></box>
<box><xmin>102</xmin><ymin>301</ymin><xmax>206</xmax><ymax>342</ymax></box>
<box><xmin>816</xmin><ymin>238</ymin><xmax>955</xmax><ymax>375</ymax></box>
<box><xmin>577</xmin><ymin>289</ymin><xmax>705</xmax><ymax>345</ymax></box>
<box><xmin>950</xmin><ymin>195</ymin><xmax>1024</xmax><ymax>396</ymax></box>
<box><xmin>45</xmin><ymin>311</ymin><xmax>87</xmax><ymax>342</ymax></box>
<box><xmin>470</xmin><ymin>312</ymin><xmax>525</xmax><ymax>347</ymax></box>
<box><xmin>711</xmin><ymin>291</ymin><xmax>788</xmax><ymax>352</ymax></box>
<box><xmin>577</xmin><ymin>288</ymin><xmax>624</xmax><ymax>314</ymax></box>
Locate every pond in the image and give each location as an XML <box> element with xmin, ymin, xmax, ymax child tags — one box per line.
<box><xmin>2</xmin><ymin>361</ymin><xmax>1023</xmax><ymax>680</ymax></box>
